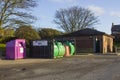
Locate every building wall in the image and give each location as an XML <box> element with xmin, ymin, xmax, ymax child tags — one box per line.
<box><xmin>102</xmin><ymin>35</ymin><xmax>113</xmax><ymax>54</ymax></box>
<box><xmin>64</xmin><ymin>36</ymin><xmax>102</xmax><ymax>53</ymax></box>
<box><xmin>75</xmin><ymin>35</ymin><xmax>103</xmax><ymax>53</ymax></box>
<box><xmin>75</xmin><ymin>36</ymin><xmax>94</xmax><ymax>53</ymax></box>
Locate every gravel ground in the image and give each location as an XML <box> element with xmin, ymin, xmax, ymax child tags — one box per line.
<box><xmin>0</xmin><ymin>55</ymin><xmax>120</xmax><ymax>80</ymax></box>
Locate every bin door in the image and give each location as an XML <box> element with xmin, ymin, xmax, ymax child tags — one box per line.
<box><xmin>17</xmin><ymin>42</ymin><xmax>24</xmax><ymax>59</ymax></box>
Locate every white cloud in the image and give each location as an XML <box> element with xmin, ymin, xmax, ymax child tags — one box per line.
<box><xmin>87</xmin><ymin>5</ymin><xmax>105</xmax><ymax>15</ymax></box>
<box><xmin>110</xmin><ymin>11</ymin><xmax>120</xmax><ymax>17</ymax></box>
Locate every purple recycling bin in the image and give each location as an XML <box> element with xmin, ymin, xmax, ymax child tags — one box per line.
<box><xmin>6</xmin><ymin>39</ymin><xmax>26</xmax><ymax>60</ymax></box>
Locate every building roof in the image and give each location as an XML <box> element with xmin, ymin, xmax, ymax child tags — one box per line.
<box><xmin>111</xmin><ymin>25</ymin><xmax>120</xmax><ymax>32</ymax></box>
<box><xmin>59</xmin><ymin>28</ymin><xmax>114</xmax><ymax>38</ymax></box>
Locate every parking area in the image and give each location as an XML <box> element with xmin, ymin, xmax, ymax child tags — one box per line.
<box><xmin>0</xmin><ymin>55</ymin><xmax>120</xmax><ymax>80</ymax></box>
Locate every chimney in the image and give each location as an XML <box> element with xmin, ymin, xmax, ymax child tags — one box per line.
<box><xmin>112</xmin><ymin>22</ymin><xmax>114</xmax><ymax>26</ymax></box>
<box><xmin>111</xmin><ymin>22</ymin><xmax>114</xmax><ymax>34</ymax></box>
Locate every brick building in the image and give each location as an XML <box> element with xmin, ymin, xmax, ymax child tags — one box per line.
<box><xmin>59</xmin><ymin>28</ymin><xmax>114</xmax><ymax>54</ymax></box>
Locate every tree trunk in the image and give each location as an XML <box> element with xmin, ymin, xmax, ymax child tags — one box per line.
<box><xmin>0</xmin><ymin>21</ymin><xmax>4</xmax><ymax>37</ymax></box>
<box><xmin>0</xmin><ymin>20</ymin><xmax>2</xmax><ymax>29</ymax></box>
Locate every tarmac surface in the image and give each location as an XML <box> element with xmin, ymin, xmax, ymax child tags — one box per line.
<box><xmin>0</xmin><ymin>55</ymin><xmax>120</xmax><ymax>80</ymax></box>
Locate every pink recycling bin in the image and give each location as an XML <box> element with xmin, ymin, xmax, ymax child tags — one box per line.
<box><xmin>6</xmin><ymin>39</ymin><xmax>26</xmax><ymax>60</ymax></box>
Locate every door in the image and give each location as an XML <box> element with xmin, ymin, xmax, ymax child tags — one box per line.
<box><xmin>17</xmin><ymin>42</ymin><xmax>24</xmax><ymax>58</ymax></box>
<box><xmin>95</xmin><ymin>40</ymin><xmax>100</xmax><ymax>53</ymax></box>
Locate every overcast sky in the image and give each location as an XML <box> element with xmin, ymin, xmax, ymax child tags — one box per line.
<box><xmin>32</xmin><ymin>0</ymin><xmax>120</xmax><ymax>34</ymax></box>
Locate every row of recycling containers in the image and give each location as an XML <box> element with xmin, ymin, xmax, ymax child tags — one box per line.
<box><xmin>29</xmin><ymin>39</ymin><xmax>75</xmax><ymax>58</ymax></box>
<box><xmin>54</xmin><ymin>41</ymin><xmax>75</xmax><ymax>58</ymax></box>
<box><xmin>6</xmin><ymin>39</ymin><xmax>75</xmax><ymax>60</ymax></box>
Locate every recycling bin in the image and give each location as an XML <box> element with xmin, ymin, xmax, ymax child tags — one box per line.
<box><xmin>56</xmin><ymin>42</ymin><xmax>65</xmax><ymax>57</ymax></box>
<box><xmin>30</xmin><ymin>40</ymin><xmax>54</xmax><ymax>58</ymax></box>
<box><xmin>6</xmin><ymin>39</ymin><xmax>26</xmax><ymax>60</ymax></box>
<box><xmin>64</xmin><ymin>45</ymin><xmax>70</xmax><ymax>57</ymax></box>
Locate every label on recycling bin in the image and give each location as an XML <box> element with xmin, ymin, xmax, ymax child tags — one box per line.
<box><xmin>33</xmin><ymin>40</ymin><xmax>48</xmax><ymax>46</ymax></box>
<box><xmin>20</xmin><ymin>48</ymin><xmax>24</xmax><ymax>53</ymax></box>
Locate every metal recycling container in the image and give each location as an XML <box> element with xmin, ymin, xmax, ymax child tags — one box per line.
<box><xmin>6</xmin><ymin>39</ymin><xmax>26</xmax><ymax>60</ymax></box>
<box><xmin>30</xmin><ymin>40</ymin><xmax>54</xmax><ymax>58</ymax></box>
<box><xmin>56</xmin><ymin>42</ymin><xmax>65</xmax><ymax>57</ymax></box>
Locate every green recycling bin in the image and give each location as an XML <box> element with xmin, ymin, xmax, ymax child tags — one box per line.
<box><xmin>56</xmin><ymin>42</ymin><xmax>65</xmax><ymax>57</ymax></box>
<box><xmin>54</xmin><ymin>43</ymin><xmax>59</xmax><ymax>58</ymax></box>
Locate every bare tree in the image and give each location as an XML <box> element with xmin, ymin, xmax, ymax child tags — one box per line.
<box><xmin>54</xmin><ymin>6</ymin><xmax>99</xmax><ymax>33</ymax></box>
<box><xmin>0</xmin><ymin>0</ymin><xmax>37</xmax><ymax>29</ymax></box>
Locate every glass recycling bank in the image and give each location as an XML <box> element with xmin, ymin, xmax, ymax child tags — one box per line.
<box><xmin>30</xmin><ymin>40</ymin><xmax>75</xmax><ymax>58</ymax></box>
